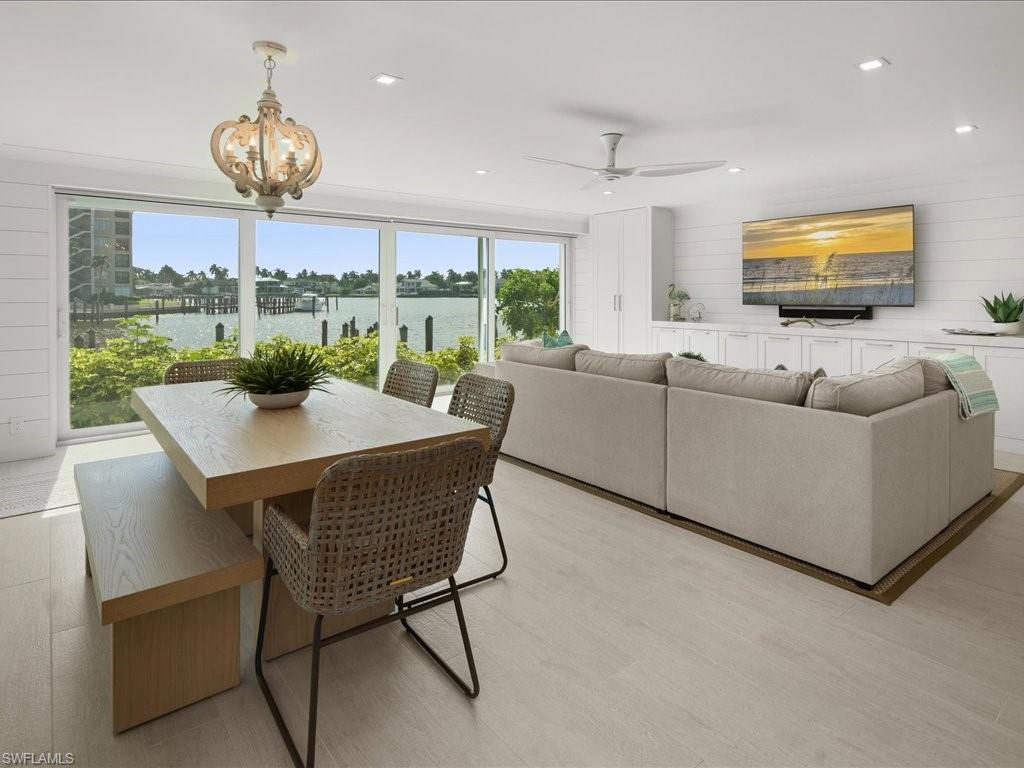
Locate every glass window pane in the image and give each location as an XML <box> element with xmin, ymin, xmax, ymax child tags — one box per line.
<box><xmin>495</xmin><ymin>239</ymin><xmax>561</xmax><ymax>351</ymax></box>
<box><xmin>256</xmin><ymin>220</ymin><xmax>381</xmax><ymax>389</ymax></box>
<box><xmin>395</xmin><ymin>231</ymin><xmax>482</xmax><ymax>387</ymax></box>
<box><xmin>68</xmin><ymin>207</ymin><xmax>240</xmax><ymax>430</ymax></box>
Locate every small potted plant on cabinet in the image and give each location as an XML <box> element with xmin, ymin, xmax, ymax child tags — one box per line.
<box><xmin>981</xmin><ymin>293</ymin><xmax>1023</xmax><ymax>336</ymax></box>
<box><xmin>219</xmin><ymin>346</ymin><xmax>332</xmax><ymax>408</ymax></box>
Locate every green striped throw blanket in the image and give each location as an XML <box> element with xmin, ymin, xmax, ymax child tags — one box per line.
<box><xmin>932</xmin><ymin>351</ymin><xmax>999</xmax><ymax>419</ymax></box>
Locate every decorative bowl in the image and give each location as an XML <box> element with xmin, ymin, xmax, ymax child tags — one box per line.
<box><xmin>248</xmin><ymin>390</ymin><xmax>310</xmax><ymax>409</ymax></box>
<box><xmin>990</xmin><ymin>321</ymin><xmax>1022</xmax><ymax>336</ymax></box>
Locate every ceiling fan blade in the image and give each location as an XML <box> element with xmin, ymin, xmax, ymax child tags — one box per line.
<box><xmin>525</xmin><ymin>155</ymin><xmax>602</xmax><ymax>173</ymax></box>
<box><xmin>633</xmin><ymin>160</ymin><xmax>727</xmax><ymax>178</ymax></box>
<box><xmin>580</xmin><ymin>176</ymin><xmax>606</xmax><ymax>192</ymax></box>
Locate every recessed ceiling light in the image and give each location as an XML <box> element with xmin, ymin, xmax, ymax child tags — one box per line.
<box><xmin>474</xmin><ymin>169</ymin><xmax>489</xmax><ymax>175</ymax></box>
<box><xmin>373</xmin><ymin>73</ymin><xmax>402</xmax><ymax>85</ymax></box>
<box><xmin>602</xmin><ymin>190</ymin><xmax>614</xmax><ymax>195</ymax></box>
<box><xmin>857</xmin><ymin>57</ymin><xmax>890</xmax><ymax>71</ymax></box>
<box><xmin>727</xmin><ymin>167</ymin><xmax>745</xmax><ymax>173</ymax></box>
<box><xmin>954</xmin><ymin>124</ymin><xmax>978</xmax><ymax>134</ymax></box>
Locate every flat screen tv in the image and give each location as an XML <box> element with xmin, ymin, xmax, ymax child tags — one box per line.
<box><xmin>742</xmin><ymin>204</ymin><xmax>914</xmax><ymax>307</ymax></box>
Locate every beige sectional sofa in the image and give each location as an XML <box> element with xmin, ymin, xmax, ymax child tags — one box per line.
<box><xmin>494</xmin><ymin>346</ymin><xmax>995</xmax><ymax>585</ymax></box>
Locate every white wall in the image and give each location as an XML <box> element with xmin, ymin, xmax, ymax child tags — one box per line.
<box><xmin>0</xmin><ymin>154</ymin><xmax>587</xmax><ymax>462</ymax></box>
<box><xmin>672</xmin><ymin>170</ymin><xmax>1024</xmax><ymax>330</ymax></box>
<box><xmin>571</xmin><ymin>233</ymin><xmax>593</xmax><ymax>345</ymax></box>
<box><xmin>574</xmin><ymin>167</ymin><xmax>1024</xmax><ymax>340</ymax></box>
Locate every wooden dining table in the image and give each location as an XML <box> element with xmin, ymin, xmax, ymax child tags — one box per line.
<box><xmin>131</xmin><ymin>377</ymin><xmax>491</xmax><ymax>659</ymax></box>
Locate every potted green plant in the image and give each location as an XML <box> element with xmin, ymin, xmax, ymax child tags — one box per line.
<box><xmin>219</xmin><ymin>346</ymin><xmax>332</xmax><ymax>409</ymax></box>
<box><xmin>981</xmin><ymin>292</ymin><xmax>1024</xmax><ymax>336</ymax></box>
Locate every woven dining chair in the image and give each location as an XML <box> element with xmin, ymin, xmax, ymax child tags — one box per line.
<box><xmin>163</xmin><ymin>358</ymin><xmax>242</xmax><ymax>385</ymax></box>
<box><xmin>381</xmin><ymin>359</ymin><xmax>439</xmax><ymax>408</ymax></box>
<box><xmin>255</xmin><ymin>437</ymin><xmax>487</xmax><ymax>768</ymax></box>
<box><xmin>406</xmin><ymin>373</ymin><xmax>515</xmax><ymax>610</ymax></box>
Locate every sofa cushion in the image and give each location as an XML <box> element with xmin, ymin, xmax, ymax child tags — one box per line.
<box><xmin>805</xmin><ymin>357</ymin><xmax>925</xmax><ymax>416</ymax></box>
<box><xmin>914</xmin><ymin>357</ymin><xmax>954</xmax><ymax>396</ymax></box>
<box><xmin>665</xmin><ymin>357</ymin><xmax>818</xmax><ymax>405</ymax></box>
<box><xmin>500</xmin><ymin>340</ymin><xmax>589</xmax><ymax>370</ymax></box>
<box><xmin>575</xmin><ymin>350</ymin><xmax>671</xmax><ymax>384</ymax></box>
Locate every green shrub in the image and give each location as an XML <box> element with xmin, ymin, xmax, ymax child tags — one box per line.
<box><xmin>69</xmin><ymin>317</ymin><xmax>479</xmax><ymax>428</ymax></box>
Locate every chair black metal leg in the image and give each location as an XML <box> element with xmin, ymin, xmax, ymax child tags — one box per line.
<box><xmin>306</xmin><ymin>616</ymin><xmax>323</xmax><ymax>768</ymax></box>
<box><xmin>255</xmin><ymin>557</ymin><xmax>318</xmax><ymax>768</ymax></box>
<box><xmin>405</xmin><ymin>486</ymin><xmax>507</xmax><ymax>608</ymax></box>
<box><xmin>398</xmin><ymin>577</ymin><xmax>480</xmax><ymax>698</ymax></box>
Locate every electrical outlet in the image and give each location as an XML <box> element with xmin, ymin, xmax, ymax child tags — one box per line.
<box><xmin>10</xmin><ymin>417</ymin><xmax>24</xmax><ymax>435</ymax></box>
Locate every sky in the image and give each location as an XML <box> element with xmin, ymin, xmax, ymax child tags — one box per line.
<box><xmin>742</xmin><ymin>206</ymin><xmax>914</xmax><ymax>260</ymax></box>
<box><xmin>130</xmin><ymin>212</ymin><xmax>561</xmax><ymax>277</ymax></box>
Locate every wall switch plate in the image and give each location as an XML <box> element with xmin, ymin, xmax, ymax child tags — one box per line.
<box><xmin>10</xmin><ymin>417</ymin><xmax>24</xmax><ymax>435</ymax></box>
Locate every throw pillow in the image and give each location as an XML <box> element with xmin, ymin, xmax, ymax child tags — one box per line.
<box><xmin>542</xmin><ymin>330</ymin><xmax>574</xmax><ymax>348</ymax></box>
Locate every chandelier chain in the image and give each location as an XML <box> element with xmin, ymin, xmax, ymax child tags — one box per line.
<box><xmin>264</xmin><ymin>55</ymin><xmax>276</xmax><ymax>90</ymax></box>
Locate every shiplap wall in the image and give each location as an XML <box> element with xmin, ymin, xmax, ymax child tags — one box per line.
<box><xmin>0</xmin><ymin>180</ymin><xmax>51</xmax><ymax>461</ymax></box>
<box><xmin>571</xmin><ymin>233</ymin><xmax>593</xmax><ymax>344</ymax></box>
<box><xmin>0</xmin><ymin>155</ymin><xmax>586</xmax><ymax>463</ymax></box>
<box><xmin>671</xmin><ymin>172</ymin><xmax>1024</xmax><ymax>330</ymax></box>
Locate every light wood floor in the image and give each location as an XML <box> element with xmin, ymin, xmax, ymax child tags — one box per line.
<box><xmin>3</xmin><ymin>440</ymin><xmax>1024</xmax><ymax>767</ymax></box>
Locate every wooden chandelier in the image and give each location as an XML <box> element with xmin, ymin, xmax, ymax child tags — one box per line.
<box><xmin>211</xmin><ymin>42</ymin><xmax>322</xmax><ymax>218</ymax></box>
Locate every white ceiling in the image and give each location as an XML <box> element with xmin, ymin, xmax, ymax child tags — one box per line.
<box><xmin>2</xmin><ymin>0</ymin><xmax>1023</xmax><ymax>216</ymax></box>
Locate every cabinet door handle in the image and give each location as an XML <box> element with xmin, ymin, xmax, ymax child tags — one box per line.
<box><xmin>922</xmin><ymin>346</ymin><xmax>952</xmax><ymax>352</ymax></box>
<box><xmin>618</xmin><ymin>294</ymin><xmax>623</xmax><ymax>311</ymax></box>
<box><xmin>766</xmin><ymin>336</ymin><xmax>789</xmax><ymax>341</ymax></box>
<box><xmin>812</xmin><ymin>339</ymin><xmax>839</xmax><ymax>344</ymax></box>
<box><xmin>864</xmin><ymin>342</ymin><xmax>894</xmax><ymax>348</ymax></box>
<box><xmin>727</xmin><ymin>333</ymin><xmax>748</xmax><ymax>338</ymax></box>
<box><xmin>612</xmin><ymin>294</ymin><xmax>617</xmax><ymax>311</ymax></box>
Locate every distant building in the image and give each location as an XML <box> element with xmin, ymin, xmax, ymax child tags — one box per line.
<box><xmin>397</xmin><ymin>278</ymin><xmax>440</xmax><ymax>296</ymax></box>
<box><xmin>187</xmin><ymin>278</ymin><xmax>238</xmax><ymax>296</ymax></box>
<box><xmin>255</xmin><ymin>277</ymin><xmax>293</xmax><ymax>297</ymax></box>
<box><xmin>68</xmin><ymin>208</ymin><xmax>133</xmax><ymax>299</ymax></box>
<box><xmin>454</xmin><ymin>280</ymin><xmax>477</xmax><ymax>295</ymax></box>
<box><xmin>352</xmin><ymin>283</ymin><xmax>379</xmax><ymax>296</ymax></box>
<box><xmin>135</xmin><ymin>282</ymin><xmax>178</xmax><ymax>299</ymax></box>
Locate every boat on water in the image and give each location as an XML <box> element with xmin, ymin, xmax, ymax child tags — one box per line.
<box><xmin>294</xmin><ymin>292</ymin><xmax>327</xmax><ymax>312</ymax></box>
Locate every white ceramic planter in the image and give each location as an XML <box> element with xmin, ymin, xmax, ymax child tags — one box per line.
<box><xmin>990</xmin><ymin>320</ymin><xmax>1022</xmax><ymax>336</ymax></box>
<box><xmin>248</xmin><ymin>390</ymin><xmax>310</xmax><ymax>409</ymax></box>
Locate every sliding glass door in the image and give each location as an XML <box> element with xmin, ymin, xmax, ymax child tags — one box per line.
<box><xmin>256</xmin><ymin>218</ymin><xmax>382</xmax><ymax>389</ymax></box>
<box><xmin>494</xmin><ymin>237</ymin><xmax>564</xmax><ymax>354</ymax></box>
<box><xmin>59</xmin><ymin>195</ymin><xmax>571</xmax><ymax>438</ymax></box>
<box><xmin>394</xmin><ymin>230</ymin><xmax>484</xmax><ymax>388</ymax></box>
<box><xmin>64</xmin><ymin>202</ymin><xmax>239</xmax><ymax>432</ymax></box>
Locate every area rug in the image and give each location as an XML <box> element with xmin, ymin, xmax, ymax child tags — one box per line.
<box><xmin>499</xmin><ymin>455</ymin><xmax>1024</xmax><ymax>604</ymax></box>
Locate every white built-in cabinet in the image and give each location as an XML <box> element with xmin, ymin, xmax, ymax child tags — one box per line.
<box><xmin>908</xmin><ymin>341</ymin><xmax>975</xmax><ymax>358</ymax></box>
<box><xmin>802</xmin><ymin>337</ymin><xmax>853</xmax><ymax>376</ymax></box>
<box><xmin>649</xmin><ymin>322</ymin><xmax>1024</xmax><ymax>455</ymax></box>
<box><xmin>974</xmin><ymin>346</ymin><xmax>1024</xmax><ymax>454</ymax></box>
<box><xmin>758</xmin><ymin>333</ymin><xmax>801</xmax><ymax>370</ymax></box>
<box><xmin>719</xmin><ymin>331</ymin><xmax>758</xmax><ymax>368</ymax></box>
<box><xmin>686</xmin><ymin>328</ymin><xmax>721</xmax><ymax>363</ymax></box>
<box><xmin>592</xmin><ymin>207</ymin><xmax>674</xmax><ymax>353</ymax></box>
<box><xmin>851</xmin><ymin>339</ymin><xmax>909</xmax><ymax>373</ymax></box>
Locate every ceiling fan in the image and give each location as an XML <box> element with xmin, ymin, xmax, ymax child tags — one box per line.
<box><xmin>526</xmin><ymin>133</ymin><xmax>725</xmax><ymax>191</ymax></box>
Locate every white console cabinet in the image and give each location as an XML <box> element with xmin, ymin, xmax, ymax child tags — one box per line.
<box><xmin>852</xmin><ymin>339</ymin><xmax>909</xmax><ymax>373</ymax></box>
<box><xmin>975</xmin><ymin>346</ymin><xmax>1024</xmax><ymax>454</ymax></box>
<box><xmin>651</xmin><ymin>326</ymin><xmax>685</xmax><ymax>355</ymax></box>
<box><xmin>758</xmin><ymin>333</ymin><xmax>801</xmax><ymax>370</ymax></box>
<box><xmin>802</xmin><ymin>337</ymin><xmax>853</xmax><ymax>376</ymax></box>
<box><xmin>685</xmin><ymin>328</ymin><xmax>720</xmax><ymax>363</ymax></box>
<box><xmin>650</xmin><ymin>321</ymin><xmax>1024</xmax><ymax>455</ymax></box>
<box><xmin>719</xmin><ymin>331</ymin><xmax>758</xmax><ymax>368</ymax></box>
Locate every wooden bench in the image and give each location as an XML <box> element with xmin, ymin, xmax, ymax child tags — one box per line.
<box><xmin>75</xmin><ymin>452</ymin><xmax>263</xmax><ymax>733</ymax></box>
